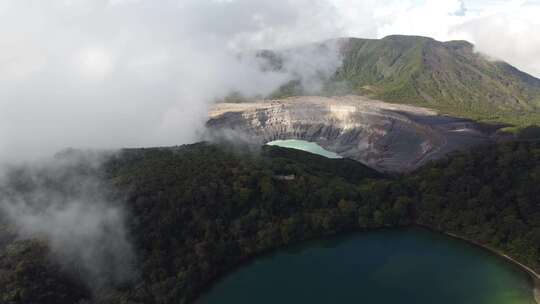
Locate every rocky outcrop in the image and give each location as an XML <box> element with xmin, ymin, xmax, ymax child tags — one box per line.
<box><xmin>206</xmin><ymin>96</ymin><xmax>497</xmax><ymax>172</ymax></box>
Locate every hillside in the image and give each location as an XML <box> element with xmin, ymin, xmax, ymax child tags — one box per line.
<box><xmin>1</xmin><ymin>142</ymin><xmax>539</xmax><ymax>303</ymax></box>
<box><xmin>266</xmin><ymin>35</ymin><xmax>540</xmax><ymax>128</ymax></box>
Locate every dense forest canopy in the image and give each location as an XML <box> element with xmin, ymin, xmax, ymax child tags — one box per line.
<box><xmin>0</xmin><ymin>141</ymin><xmax>539</xmax><ymax>304</ymax></box>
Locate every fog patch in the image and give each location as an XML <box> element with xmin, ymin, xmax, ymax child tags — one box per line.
<box><xmin>254</xmin><ymin>39</ymin><xmax>345</xmax><ymax>95</ymax></box>
<box><xmin>0</xmin><ymin>0</ymin><xmax>346</xmax><ymax>162</ymax></box>
<box><xmin>0</xmin><ymin>152</ymin><xmax>136</xmax><ymax>290</ymax></box>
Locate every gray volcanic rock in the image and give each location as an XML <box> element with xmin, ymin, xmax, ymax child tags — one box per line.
<box><xmin>206</xmin><ymin>96</ymin><xmax>497</xmax><ymax>172</ymax></box>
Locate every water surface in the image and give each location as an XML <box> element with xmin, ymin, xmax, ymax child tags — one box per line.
<box><xmin>267</xmin><ymin>139</ymin><xmax>342</xmax><ymax>159</ymax></box>
<box><xmin>201</xmin><ymin>228</ymin><xmax>535</xmax><ymax>304</ymax></box>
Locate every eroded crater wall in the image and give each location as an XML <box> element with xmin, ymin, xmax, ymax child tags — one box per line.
<box><xmin>207</xmin><ymin>96</ymin><xmax>495</xmax><ymax>172</ymax></box>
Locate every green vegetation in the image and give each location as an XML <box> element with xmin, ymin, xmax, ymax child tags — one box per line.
<box><xmin>406</xmin><ymin>142</ymin><xmax>540</xmax><ymax>271</ymax></box>
<box><xmin>0</xmin><ymin>141</ymin><xmax>539</xmax><ymax>303</ymax></box>
<box><xmin>269</xmin><ymin>35</ymin><xmax>540</xmax><ymax>128</ymax></box>
<box><xmin>0</xmin><ymin>237</ymin><xmax>89</xmax><ymax>304</ymax></box>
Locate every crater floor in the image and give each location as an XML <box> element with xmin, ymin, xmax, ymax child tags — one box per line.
<box><xmin>207</xmin><ymin>96</ymin><xmax>499</xmax><ymax>172</ymax></box>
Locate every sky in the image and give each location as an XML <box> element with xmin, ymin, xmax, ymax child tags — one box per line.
<box><xmin>0</xmin><ymin>0</ymin><xmax>539</xmax><ymax>161</ymax></box>
<box><xmin>331</xmin><ymin>0</ymin><xmax>540</xmax><ymax>78</ymax></box>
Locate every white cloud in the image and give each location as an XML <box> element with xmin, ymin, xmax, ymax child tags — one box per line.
<box><xmin>0</xmin><ymin>0</ymin><xmax>539</xmax><ymax>163</ymax></box>
<box><xmin>77</xmin><ymin>46</ymin><xmax>114</xmax><ymax>80</ymax></box>
<box><xmin>375</xmin><ymin>0</ymin><xmax>471</xmax><ymax>40</ymax></box>
<box><xmin>0</xmin><ymin>154</ymin><xmax>137</xmax><ymax>289</ymax></box>
<box><xmin>0</xmin><ymin>0</ymin><xmax>343</xmax><ymax>162</ymax></box>
<box><xmin>330</xmin><ymin>0</ymin><xmax>540</xmax><ymax>77</ymax></box>
<box><xmin>452</xmin><ymin>2</ymin><xmax>540</xmax><ymax>77</ymax></box>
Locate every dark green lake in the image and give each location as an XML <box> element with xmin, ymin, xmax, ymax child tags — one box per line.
<box><xmin>200</xmin><ymin>228</ymin><xmax>536</xmax><ymax>304</ymax></box>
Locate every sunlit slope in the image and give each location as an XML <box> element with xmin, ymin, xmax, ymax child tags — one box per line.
<box><xmin>270</xmin><ymin>35</ymin><xmax>540</xmax><ymax>127</ymax></box>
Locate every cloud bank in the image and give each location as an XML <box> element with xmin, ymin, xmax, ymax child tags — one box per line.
<box><xmin>0</xmin><ymin>0</ymin><xmax>344</xmax><ymax>162</ymax></box>
<box><xmin>0</xmin><ymin>151</ymin><xmax>136</xmax><ymax>289</ymax></box>
<box><xmin>332</xmin><ymin>0</ymin><xmax>540</xmax><ymax>78</ymax></box>
<box><xmin>1</xmin><ymin>0</ymin><xmax>540</xmax><ymax>162</ymax></box>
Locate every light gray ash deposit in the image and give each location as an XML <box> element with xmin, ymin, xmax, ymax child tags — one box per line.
<box><xmin>207</xmin><ymin>95</ymin><xmax>499</xmax><ymax>172</ymax></box>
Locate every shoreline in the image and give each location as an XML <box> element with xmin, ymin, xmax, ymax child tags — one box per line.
<box><xmin>440</xmin><ymin>230</ymin><xmax>540</xmax><ymax>304</ymax></box>
<box><xmin>195</xmin><ymin>226</ymin><xmax>540</xmax><ymax>304</ymax></box>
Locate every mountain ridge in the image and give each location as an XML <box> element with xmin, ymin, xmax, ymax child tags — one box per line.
<box><xmin>263</xmin><ymin>35</ymin><xmax>540</xmax><ymax>128</ymax></box>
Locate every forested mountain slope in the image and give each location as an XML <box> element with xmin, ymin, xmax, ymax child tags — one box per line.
<box><xmin>0</xmin><ymin>141</ymin><xmax>539</xmax><ymax>303</ymax></box>
<box><xmin>266</xmin><ymin>35</ymin><xmax>540</xmax><ymax>127</ymax></box>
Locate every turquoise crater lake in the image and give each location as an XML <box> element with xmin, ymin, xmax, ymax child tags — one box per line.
<box><xmin>200</xmin><ymin>228</ymin><xmax>536</xmax><ymax>304</ymax></box>
<box><xmin>266</xmin><ymin>139</ymin><xmax>342</xmax><ymax>159</ymax></box>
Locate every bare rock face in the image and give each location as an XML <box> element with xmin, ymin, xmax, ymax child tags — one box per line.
<box><xmin>206</xmin><ymin>96</ymin><xmax>496</xmax><ymax>172</ymax></box>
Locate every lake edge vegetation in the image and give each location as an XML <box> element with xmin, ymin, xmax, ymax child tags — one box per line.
<box><xmin>1</xmin><ymin>141</ymin><xmax>539</xmax><ymax>304</ymax></box>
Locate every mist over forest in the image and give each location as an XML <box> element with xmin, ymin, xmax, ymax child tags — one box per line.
<box><xmin>1</xmin><ymin>1</ymin><xmax>540</xmax><ymax>304</ymax></box>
